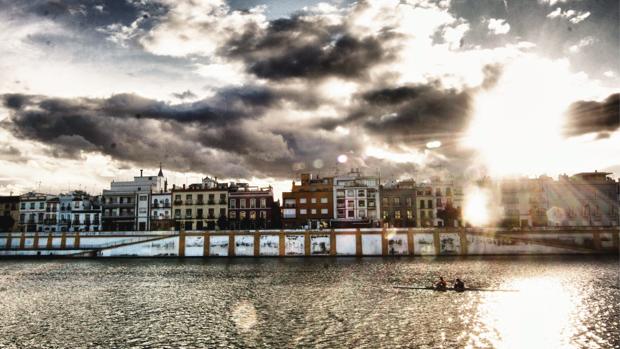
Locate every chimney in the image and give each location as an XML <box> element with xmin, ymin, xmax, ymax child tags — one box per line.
<box><xmin>164</xmin><ymin>179</ymin><xmax>168</xmax><ymax>192</ymax></box>
<box><xmin>183</xmin><ymin>184</ymin><xmax>186</xmax><ymax>189</ymax></box>
<box><xmin>140</xmin><ymin>169</ymin><xmax>143</xmax><ymax>177</ymax></box>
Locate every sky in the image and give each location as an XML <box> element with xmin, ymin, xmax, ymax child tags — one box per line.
<box><xmin>0</xmin><ymin>0</ymin><xmax>618</xmax><ymax>201</ymax></box>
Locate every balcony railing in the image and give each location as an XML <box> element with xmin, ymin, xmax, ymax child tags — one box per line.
<box><xmin>207</xmin><ymin>215</ymin><xmax>216</xmax><ymax>219</ymax></box>
<box><xmin>174</xmin><ymin>200</ymin><xmax>183</xmax><ymax>205</ymax></box>
<box><xmin>207</xmin><ymin>200</ymin><xmax>215</xmax><ymax>205</ymax></box>
<box><xmin>196</xmin><ymin>214</ymin><xmax>204</xmax><ymax>219</ymax></box>
<box><xmin>219</xmin><ymin>200</ymin><xmax>227</xmax><ymax>204</ymax></box>
<box><xmin>196</xmin><ymin>201</ymin><xmax>205</xmax><ymax>205</ymax></box>
<box><xmin>186</xmin><ymin>200</ymin><xmax>193</xmax><ymax>205</ymax></box>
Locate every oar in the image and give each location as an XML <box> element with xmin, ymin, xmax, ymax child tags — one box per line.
<box><xmin>393</xmin><ymin>285</ymin><xmax>518</xmax><ymax>292</ymax></box>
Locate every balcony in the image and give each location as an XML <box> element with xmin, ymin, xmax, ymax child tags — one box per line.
<box><xmin>196</xmin><ymin>201</ymin><xmax>205</xmax><ymax>205</ymax></box>
<box><xmin>219</xmin><ymin>200</ymin><xmax>227</xmax><ymax>205</ymax></box>
<box><xmin>105</xmin><ymin>202</ymin><xmax>134</xmax><ymax>208</ymax></box>
<box><xmin>207</xmin><ymin>215</ymin><xmax>216</xmax><ymax>219</ymax></box>
<box><xmin>185</xmin><ymin>200</ymin><xmax>193</xmax><ymax>205</ymax></box>
<box><xmin>152</xmin><ymin>203</ymin><xmax>160</xmax><ymax>208</ymax></box>
<box><xmin>196</xmin><ymin>214</ymin><xmax>204</xmax><ymax>219</ymax></box>
<box><xmin>207</xmin><ymin>200</ymin><xmax>215</xmax><ymax>205</ymax></box>
<box><xmin>174</xmin><ymin>200</ymin><xmax>183</xmax><ymax>205</ymax></box>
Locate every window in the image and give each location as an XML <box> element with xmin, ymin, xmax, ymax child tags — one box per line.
<box><xmin>39</xmin><ymin>203</ymin><xmax>44</xmax><ymax>209</ymax></box>
<box><xmin>406</xmin><ymin>198</ymin><xmax>412</xmax><ymax>207</ymax></box>
<box><xmin>382</xmin><ymin>198</ymin><xmax>389</xmax><ymax>206</ymax></box>
<box><xmin>219</xmin><ymin>208</ymin><xmax>226</xmax><ymax>217</ymax></box>
<box><xmin>174</xmin><ymin>209</ymin><xmax>181</xmax><ymax>217</ymax></box>
<box><xmin>437</xmin><ymin>198</ymin><xmax>442</xmax><ymax>207</ymax></box>
<box><xmin>358</xmin><ymin>200</ymin><xmax>366</xmax><ymax>207</ymax></box>
<box><xmin>347</xmin><ymin>210</ymin><xmax>354</xmax><ymax>218</ymax></box>
<box><xmin>420</xmin><ymin>201</ymin><xmax>425</xmax><ymax>209</ymax></box>
<box><xmin>346</xmin><ymin>190</ymin><xmax>355</xmax><ymax>197</ymax></box>
<box><xmin>300</xmin><ymin>209</ymin><xmax>307</xmax><ymax>215</ymax></box>
<box><xmin>185</xmin><ymin>209</ymin><xmax>192</xmax><ymax>217</ymax></box>
<box><xmin>311</xmin><ymin>209</ymin><xmax>317</xmax><ymax>214</ymax></box>
<box><xmin>220</xmin><ymin>194</ymin><xmax>226</xmax><ymax>202</ymax></box>
<box><xmin>427</xmin><ymin>200</ymin><xmax>433</xmax><ymax>209</ymax></box>
<box><xmin>208</xmin><ymin>208</ymin><xmax>215</xmax><ymax>217</ymax></box>
<box><xmin>393</xmin><ymin>197</ymin><xmax>400</xmax><ymax>206</ymax></box>
<box><xmin>229</xmin><ymin>211</ymin><xmax>237</xmax><ymax>219</ymax></box>
<box><xmin>395</xmin><ymin>211</ymin><xmax>401</xmax><ymax>219</ymax></box>
<box><xmin>240</xmin><ymin>199</ymin><xmax>246</xmax><ymax>208</ymax></box>
<box><xmin>259</xmin><ymin>198</ymin><xmax>266</xmax><ymax>208</ymax></box>
<box><xmin>240</xmin><ymin>211</ymin><xmax>246</xmax><ymax>219</ymax></box>
<box><xmin>208</xmin><ymin>194</ymin><xmax>215</xmax><ymax>203</ymax></box>
<box><xmin>336</xmin><ymin>190</ymin><xmax>345</xmax><ymax>197</ymax></box>
<box><xmin>259</xmin><ymin>211</ymin><xmax>267</xmax><ymax>219</ymax></box>
<box><xmin>230</xmin><ymin>199</ymin><xmax>236</xmax><ymax>208</ymax></box>
<box><xmin>446</xmin><ymin>188</ymin><xmax>452</xmax><ymax>196</ymax></box>
<box><xmin>321</xmin><ymin>208</ymin><xmax>328</xmax><ymax>214</ymax></box>
<box><xmin>436</xmin><ymin>188</ymin><xmax>441</xmax><ymax>196</ymax></box>
<box><xmin>197</xmin><ymin>194</ymin><xmax>204</xmax><ymax>203</ymax></box>
<box><xmin>140</xmin><ymin>195</ymin><xmax>147</xmax><ymax>201</ymax></box>
<box><xmin>21</xmin><ymin>203</ymin><xmax>25</xmax><ymax>209</ymax></box>
<box><xmin>320</xmin><ymin>197</ymin><xmax>328</xmax><ymax>204</ymax></box>
<box><xmin>300</xmin><ymin>197</ymin><xmax>307</xmax><ymax>204</ymax></box>
<box><xmin>186</xmin><ymin>194</ymin><xmax>192</xmax><ymax>201</ymax></box>
<box><xmin>250</xmin><ymin>198</ymin><xmax>256</xmax><ymax>208</ymax></box>
<box><xmin>175</xmin><ymin>194</ymin><xmax>181</xmax><ymax>201</ymax></box>
<box><xmin>358</xmin><ymin>209</ymin><xmax>366</xmax><ymax>218</ymax></box>
<box><xmin>407</xmin><ymin>210</ymin><xmax>413</xmax><ymax>219</ymax></box>
<box><xmin>311</xmin><ymin>197</ymin><xmax>317</xmax><ymax>204</ymax></box>
<box><xmin>358</xmin><ymin>190</ymin><xmax>365</xmax><ymax>197</ymax></box>
<box><xmin>197</xmin><ymin>209</ymin><xmax>203</xmax><ymax>217</ymax></box>
<box><xmin>250</xmin><ymin>211</ymin><xmax>256</xmax><ymax>220</ymax></box>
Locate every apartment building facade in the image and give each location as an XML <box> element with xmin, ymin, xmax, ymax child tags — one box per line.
<box><xmin>172</xmin><ymin>177</ymin><xmax>228</xmax><ymax>230</ymax></box>
<box><xmin>282</xmin><ymin>173</ymin><xmax>334</xmax><ymax>229</ymax></box>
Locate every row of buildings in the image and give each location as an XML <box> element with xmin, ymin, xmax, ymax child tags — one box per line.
<box><xmin>0</xmin><ymin>167</ymin><xmax>618</xmax><ymax>233</ymax></box>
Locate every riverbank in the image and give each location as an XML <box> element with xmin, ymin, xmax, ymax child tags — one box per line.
<box><xmin>0</xmin><ymin>227</ymin><xmax>617</xmax><ymax>257</ymax></box>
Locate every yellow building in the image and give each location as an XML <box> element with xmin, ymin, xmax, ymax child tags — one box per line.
<box><xmin>172</xmin><ymin>178</ymin><xmax>228</xmax><ymax>230</ymax></box>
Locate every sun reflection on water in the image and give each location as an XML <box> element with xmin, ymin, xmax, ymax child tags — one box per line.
<box><xmin>471</xmin><ymin>276</ymin><xmax>582</xmax><ymax>349</ymax></box>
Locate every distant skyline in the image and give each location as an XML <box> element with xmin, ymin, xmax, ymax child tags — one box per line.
<box><xmin>0</xmin><ymin>0</ymin><xmax>618</xmax><ymax>200</ymax></box>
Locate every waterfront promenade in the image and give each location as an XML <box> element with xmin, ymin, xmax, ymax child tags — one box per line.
<box><xmin>1</xmin><ymin>227</ymin><xmax>618</xmax><ymax>257</ymax></box>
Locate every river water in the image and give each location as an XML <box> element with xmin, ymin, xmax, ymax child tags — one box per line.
<box><xmin>0</xmin><ymin>256</ymin><xmax>618</xmax><ymax>349</ymax></box>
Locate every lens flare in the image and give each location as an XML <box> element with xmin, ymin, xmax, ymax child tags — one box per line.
<box><xmin>463</xmin><ymin>187</ymin><xmax>490</xmax><ymax>226</ymax></box>
<box><xmin>337</xmin><ymin>154</ymin><xmax>348</xmax><ymax>163</ymax></box>
<box><xmin>426</xmin><ymin>140</ymin><xmax>441</xmax><ymax>149</ymax></box>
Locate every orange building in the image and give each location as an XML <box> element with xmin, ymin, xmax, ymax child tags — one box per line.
<box><xmin>282</xmin><ymin>173</ymin><xmax>334</xmax><ymax>229</ymax></box>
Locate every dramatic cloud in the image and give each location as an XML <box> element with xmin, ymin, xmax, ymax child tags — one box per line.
<box><xmin>224</xmin><ymin>15</ymin><xmax>397</xmax><ymax>81</ymax></box>
<box><xmin>564</xmin><ymin>93</ymin><xmax>620</xmax><ymax>137</ymax></box>
<box><xmin>0</xmin><ymin>0</ymin><xmax>618</xmax><ymax>196</ymax></box>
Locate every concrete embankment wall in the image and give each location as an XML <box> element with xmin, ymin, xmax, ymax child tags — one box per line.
<box><xmin>0</xmin><ymin>228</ymin><xmax>618</xmax><ymax>257</ymax></box>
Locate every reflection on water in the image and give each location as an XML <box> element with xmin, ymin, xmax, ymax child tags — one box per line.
<box><xmin>0</xmin><ymin>256</ymin><xmax>617</xmax><ymax>348</ymax></box>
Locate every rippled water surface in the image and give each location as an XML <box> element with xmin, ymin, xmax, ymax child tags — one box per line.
<box><xmin>0</xmin><ymin>256</ymin><xmax>618</xmax><ymax>348</ymax></box>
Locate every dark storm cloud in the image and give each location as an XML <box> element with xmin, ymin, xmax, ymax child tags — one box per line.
<box><xmin>224</xmin><ymin>16</ymin><xmax>397</xmax><ymax>80</ymax></box>
<box><xmin>0</xmin><ymin>91</ymin><xmax>367</xmax><ymax>179</ymax></box>
<box><xmin>564</xmin><ymin>93</ymin><xmax>619</xmax><ymax>137</ymax></box>
<box><xmin>2</xmin><ymin>88</ymin><xmax>276</xmax><ymax>125</ymax></box>
<box><xmin>318</xmin><ymin>83</ymin><xmax>472</xmax><ymax>148</ymax></box>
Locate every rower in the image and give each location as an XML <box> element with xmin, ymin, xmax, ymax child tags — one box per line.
<box><xmin>454</xmin><ymin>278</ymin><xmax>465</xmax><ymax>292</ymax></box>
<box><xmin>434</xmin><ymin>277</ymin><xmax>447</xmax><ymax>291</ymax></box>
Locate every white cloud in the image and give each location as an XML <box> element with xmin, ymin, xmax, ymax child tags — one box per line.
<box><xmin>139</xmin><ymin>0</ymin><xmax>267</xmax><ymax>57</ymax></box>
<box><xmin>487</xmin><ymin>18</ymin><xmax>510</xmax><ymax>35</ymax></box>
<box><xmin>568</xmin><ymin>36</ymin><xmax>595</xmax><ymax>53</ymax></box>
<box><xmin>546</xmin><ymin>8</ymin><xmax>590</xmax><ymax>24</ymax></box>
<box><xmin>603</xmin><ymin>70</ymin><xmax>615</xmax><ymax>78</ymax></box>
<box><xmin>538</xmin><ymin>0</ymin><xmax>568</xmax><ymax>6</ymax></box>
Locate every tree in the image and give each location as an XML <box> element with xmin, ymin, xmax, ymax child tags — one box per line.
<box><xmin>436</xmin><ymin>204</ymin><xmax>461</xmax><ymax>228</ymax></box>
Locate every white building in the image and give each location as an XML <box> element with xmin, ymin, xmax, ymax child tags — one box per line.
<box><xmin>332</xmin><ymin>169</ymin><xmax>380</xmax><ymax>227</ymax></box>
<box><xmin>102</xmin><ymin>166</ymin><xmax>166</xmax><ymax>231</ymax></box>
<box><xmin>19</xmin><ymin>193</ymin><xmax>50</xmax><ymax>233</ymax></box>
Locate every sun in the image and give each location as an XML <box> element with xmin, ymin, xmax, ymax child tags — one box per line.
<box><xmin>462</xmin><ymin>56</ymin><xmax>605</xmax><ymax>178</ymax></box>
